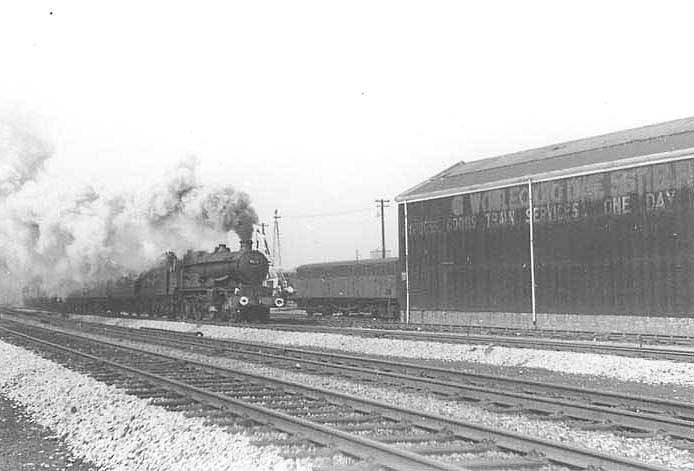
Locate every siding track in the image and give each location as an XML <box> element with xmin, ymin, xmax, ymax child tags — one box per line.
<box><xmin>0</xmin><ymin>317</ymin><xmax>686</xmax><ymax>471</ymax></box>
<box><xmin>64</xmin><ymin>321</ymin><xmax>694</xmax><ymax>444</ymax></box>
<box><xmin>259</xmin><ymin>322</ymin><xmax>694</xmax><ymax>363</ymax></box>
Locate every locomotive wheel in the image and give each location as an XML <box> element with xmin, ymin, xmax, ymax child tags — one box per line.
<box><xmin>246</xmin><ymin>306</ymin><xmax>268</xmax><ymax>323</ymax></box>
<box><xmin>256</xmin><ymin>306</ymin><xmax>270</xmax><ymax>323</ymax></box>
<box><xmin>238</xmin><ymin>306</ymin><xmax>269</xmax><ymax>323</ymax></box>
<box><xmin>229</xmin><ymin>309</ymin><xmax>242</xmax><ymax>323</ymax></box>
<box><xmin>214</xmin><ymin>308</ymin><xmax>226</xmax><ymax>322</ymax></box>
<box><xmin>166</xmin><ymin>302</ymin><xmax>176</xmax><ymax>319</ymax></box>
<box><xmin>184</xmin><ymin>301</ymin><xmax>193</xmax><ymax>320</ymax></box>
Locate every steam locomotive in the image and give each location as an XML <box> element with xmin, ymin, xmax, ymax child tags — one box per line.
<box><xmin>30</xmin><ymin>240</ymin><xmax>284</xmax><ymax>322</ymax></box>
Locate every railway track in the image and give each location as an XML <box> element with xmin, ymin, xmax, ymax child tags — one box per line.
<box><xmin>6</xmin><ymin>309</ymin><xmax>694</xmax><ymax>444</ymax></box>
<box><xmin>34</xmin><ymin>317</ymin><xmax>694</xmax><ymax>445</ymax></box>
<box><xmin>271</xmin><ymin>310</ymin><xmax>694</xmax><ymax>347</ymax></box>
<box><xmin>258</xmin><ymin>322</ymin><xmax>694</xmax><ymax>363</ymax></box>
<box><xmin>137</xmin><ymin>327</ymin><xmax>694</xmax><ymax>442</ymax></box>
<box><xmin>0</xmin><ymin>318</ymin><xmax>679</xmax><ymax>471</ymax></box>
<box><xmin>13</xmin><ymin>307</ymin><xmax>694</xmax><ymax>361</ymax></box>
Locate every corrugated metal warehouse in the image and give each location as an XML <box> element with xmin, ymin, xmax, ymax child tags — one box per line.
<box><xmin>396</xmin><ymin>117</ymin><xmax>694</xmax><ymax>334</ymax></box>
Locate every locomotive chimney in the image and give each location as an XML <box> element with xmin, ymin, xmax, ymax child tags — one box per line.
<box><xmin>239</xmin><ymin>240</ymin><xmax>253</xmax><ymax>252</ymax></box>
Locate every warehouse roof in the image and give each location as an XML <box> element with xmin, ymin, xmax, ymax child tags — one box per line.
<box><xmin>396</xmin><ymin>116</ymin><xmax>694</xmax><ymax>202</ymax></box>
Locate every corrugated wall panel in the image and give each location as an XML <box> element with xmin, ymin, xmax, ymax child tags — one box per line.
<box><xmin>400</xmin><ymin>158</ymin><xmax>694</xmax><ymax>317</ymax></box>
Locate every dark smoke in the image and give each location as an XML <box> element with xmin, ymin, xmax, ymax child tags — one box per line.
<box><xmin>146</xmin><ymin>158</ymin><xmax>258</xmax><ymax>240</ymax></box>
<box><xmin>197</xmin><ymin>188</ymin><xmax>258</xmax><ymax>239</ymax></box>
<box><xmin>0</xmin><ymin>126</ymin><xmax>259</xmax><ymax>301</ymax></box>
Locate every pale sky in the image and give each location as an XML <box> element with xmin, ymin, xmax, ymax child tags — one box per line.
<box><xmin>3</xmin><ymin>1</ymin><xmax>694</xmax><ymax>268</ymax></box>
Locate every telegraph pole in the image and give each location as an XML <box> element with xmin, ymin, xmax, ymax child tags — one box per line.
<box><xmin>375</xmin><ymin>199</ymin><xmax>390</xmax><ymax>258</ymax></box>
<box><xmin>272</xmin><ymin>210</ymin><xmax>282</xmax><ymax>268</ymax></box>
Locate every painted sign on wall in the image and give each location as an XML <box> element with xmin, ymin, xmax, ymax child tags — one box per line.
<box><xmin>407</xmin><ymin>160</ymin><xmax>692</xmax><ymax>237</ymax></box>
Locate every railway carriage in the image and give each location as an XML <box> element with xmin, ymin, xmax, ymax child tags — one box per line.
<box><xmin>293</xmin><ymin>257</ymin><xmax>399</xmax><ymax>318</ymax></box>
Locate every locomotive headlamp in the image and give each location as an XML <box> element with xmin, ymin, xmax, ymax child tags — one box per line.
<box><xmin>239</xmin><ymin>296</ymin><xmax>250</xmax><ymax>306</ymax></box>
<box><xmin>274</xmin><ymin>298</ymin><xmax>285</xmax><ymax>308</ymax></box>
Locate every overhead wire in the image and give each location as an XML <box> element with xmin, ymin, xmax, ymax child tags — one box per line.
<box><xmin>282</xmin><ymin>208</ymin><xmax>373</xmax><ymax>219</ymax></box>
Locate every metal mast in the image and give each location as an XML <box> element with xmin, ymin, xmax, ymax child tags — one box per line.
<box><xmin>528</xmin><ymin>179</ymin><xmax>537</xmax><ymax>328</ymax></box>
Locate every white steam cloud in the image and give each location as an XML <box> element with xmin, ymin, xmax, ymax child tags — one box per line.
<box><xmin>0</xmin><ymin>122</ymin><xmax>258</xmax><ymax>303</ymax></box>
<box><xmin>0</xmin><ymin>122</ymin><xmax>52</xmax><ymax>197</ymax></box>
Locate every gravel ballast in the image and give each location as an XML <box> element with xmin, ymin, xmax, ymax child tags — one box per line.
<box><xmin>73</xmin><ymin>315</ymin><xmax>694</xmax><ymax>387</ymax></box>
<box><xmin>51</xmin><ymin>324</ymin><xmax>694</xmax><ymax>471</ymax></box>
<box><xmin>0</xmin><ymin>394</ymin><xmax>100</xmax><ymax>471</ymax></box>
<box><xmin>0</xmin><ymin>340</ymin><xmax>305</xmax><ymax>471</ymax></box>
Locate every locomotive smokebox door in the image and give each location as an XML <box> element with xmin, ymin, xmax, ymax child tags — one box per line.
<box><xmin>232</xmin><ymin>240</ymin><xmax>270</xmax><ymax>285</ymax></box>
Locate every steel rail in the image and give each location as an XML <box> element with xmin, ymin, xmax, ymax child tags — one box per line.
<box><xmin>76</xmin><ymin>323</ymin><xmax>694</xmax><ymax>441</ymax></box>
<box><xmin>0</xmin><ymin>326</ymin><xmax>463</xmax><ymax>471</ymax></box>
<box><xmin>7</xmin><ymin>311</ymin><xmax>694</xmax><ymax>427</ymax></box>
<box><xmin>12</xmin><ymin>307</ymin><xmax>694</xmax><ymax>350</ymax></box>
<box><xmin>130</xmin><ymin>326</ymin><xmax>694</xmax><ymax>439</ymax></box>
<box><xmin>7</xmin><ymin>312</ymin><xmax>694</xmax><ymax>440</ymax></box>
<box><xmin>0</xmin><ymin>321</ymin><xmax>677</xmax><ymax>471</ymax></box>
<box><xmin>250</xmin><ymin>322</ymin><xmax>694</xmax><ymax>362</ymax></box>
<box><xmin>270</xmin><ymin>312</ymin><xmax>694</xmax><ymax>346</ymax></box>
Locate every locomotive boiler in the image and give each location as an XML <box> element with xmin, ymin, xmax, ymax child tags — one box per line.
<box><xmin>174</xmin><ymin>240</ymin><xmax>276</xmax><ymax>321</ymax></box>
<box><xmin>58</xmin><ymin>240</ymin><xmax>283</xmax><ymax>322</ymax></box>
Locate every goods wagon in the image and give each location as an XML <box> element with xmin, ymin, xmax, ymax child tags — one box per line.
<box><xmin>398</xmin><ymin>117</ymin><xmax>694</xmax><ymax>320</ymax></box>
<box><xmin>293</xmin><ymin>257</ymin><xmax>399</xmax><ymax>318</ymax></box>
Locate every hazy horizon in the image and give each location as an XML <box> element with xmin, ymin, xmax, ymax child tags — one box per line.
<box><xmin>4</xmin><ymin>1</ymin><xmax>694</xmax><ymax>275</ymax></box>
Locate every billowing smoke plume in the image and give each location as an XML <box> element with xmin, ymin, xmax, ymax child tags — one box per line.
<box><xmin>0</xmin><ymin>122</ymin><xmax>52</xmax><ymax>197</ymax></box>
<box><xmin>145</xmin><ymin>157</ymin><xmax>258</xmax><ymax>239</ymax></box>
<box><xmin>0</xmin><ymin>123</ymin><xmax>258</xmax><ymax>303</ymax></box>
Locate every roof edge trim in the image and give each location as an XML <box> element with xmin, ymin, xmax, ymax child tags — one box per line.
<box><xmin>395</xmin><ymin>147</ymin><xmax>694</xmax><ymax>204</ymax></box>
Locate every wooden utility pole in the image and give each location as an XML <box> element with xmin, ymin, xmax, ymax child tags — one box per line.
<box><xmin>375</xmin><ymin>199</ymin><xmax>390</xmax><ymax>258</ymax></box>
